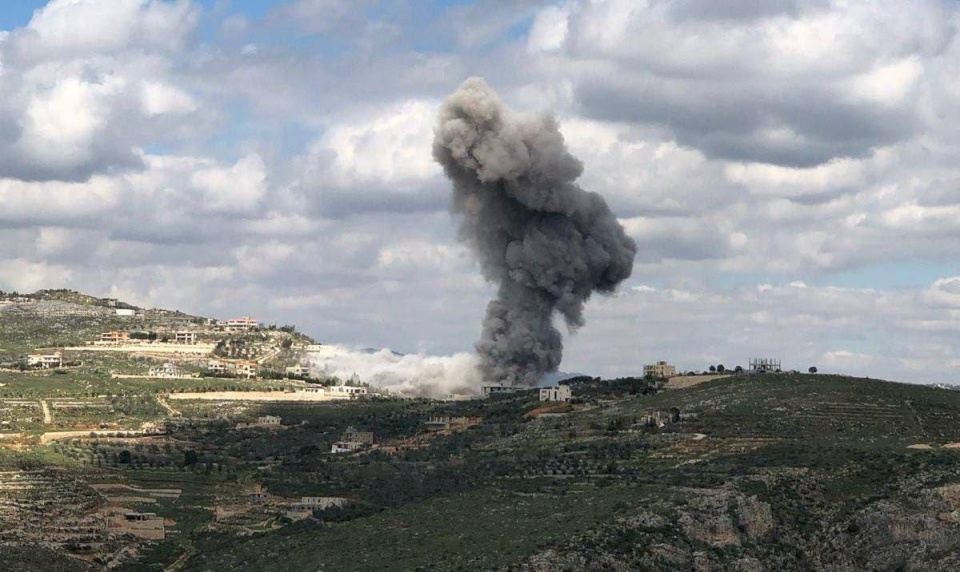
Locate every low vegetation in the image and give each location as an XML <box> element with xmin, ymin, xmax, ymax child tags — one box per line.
<box><xmin>2</xmin><ymin>291</ymin><xmax>960</xmax><ymax>570</ymax></box>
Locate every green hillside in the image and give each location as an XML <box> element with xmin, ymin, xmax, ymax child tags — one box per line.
<box><xmin>182</xmin><ymin>375</ymin><xmax>960</xmax><ymax>571</ymax></box>
<box><xmin>3</xmin><ymin>290</ymin><xmax>960</xmax><ymax>571</ymax></box>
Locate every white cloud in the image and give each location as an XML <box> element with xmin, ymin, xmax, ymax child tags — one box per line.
<box><xmin>140</xmin><ymin>81</ymin><xmax>197</xmax><ymax>116</ymax></box>
<box><xmin>318</xmin><ymin>99</ymin><xmax>441</xmax><ymax>189</ymax></box>
<box><xmin>190</xmin><ymin>154</ymin><xmax>267</xmax><ymax>215</ymax></box>
<box><xmin>0</xmin><ymin>175</ymin><xmax>120</xmax><ymax>223</ymax></box>
<box><xmin>15</xmin><ymin>75</ymin><xmax>132</xmax><ymax>172</ymax></box>
<box><xmin>527</xmin><ymin>4</ymin><xmax>570</xmax><ymax>53</ymax></box>
<box><xmin>19</xmin><ymin>0</ymin><xmax>199</xmax><ymax>58</ymax></box>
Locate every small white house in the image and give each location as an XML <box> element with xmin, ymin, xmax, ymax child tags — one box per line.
<box><xmin>149</xmin><ymin>362</ymin><xmax>183</xmax><ymax>378</ymax></box>
<box><xmin>331</xmin><ymin>441</ymin><xmax>364</xmax><ymax>454</ymax></box>
<box><xmin>327</xmin><ymin>384</ymin><xmax>368</xmax><ymax>397</ymax></box>
<box><xmin>539</xmin><ymin>385</ymin><xmax>572</xmax><ymax>402</ymax></box>
<box><xmin>256</xmin><ymin>415</ymin><xmax>281</xmax><ymax>426</ymax></box>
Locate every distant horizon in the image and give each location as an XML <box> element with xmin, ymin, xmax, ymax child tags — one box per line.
<box><xmin>7</xmin><ymin>287</ymin><xmax>951</xmax><ymax>388</ymax></box>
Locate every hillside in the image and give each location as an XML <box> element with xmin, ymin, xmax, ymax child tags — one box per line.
<box><xmin>183</xmin><ymin>375</ymin><xmax>960</xmax><ymax>571</ymax></box>
<box><xmin>1</xmin><ymin>290</ymin><xmax>960</xmax><ymax>570</ymax></box>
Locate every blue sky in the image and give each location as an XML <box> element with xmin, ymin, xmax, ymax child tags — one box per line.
<box><xmin>4</xmin><ymin>0</ymin><xmax>960</xmax><ymax>392</ymax></box>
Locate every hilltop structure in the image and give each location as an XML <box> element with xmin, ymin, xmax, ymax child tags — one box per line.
<box><xmin>750</xmin><ymin>358</ymin><xmax>781</xmax><ymax>373</ymax></box>
<box><xmin>643</xmin><ymin>361</ymin><xmax>676</xmax><ymax>378</ymax></box>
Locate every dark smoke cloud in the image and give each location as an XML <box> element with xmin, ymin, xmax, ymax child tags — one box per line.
<box><xmin>433</xmin><ymin>77</ymin><xmax>637</xmax><ymax>386</ymax></box>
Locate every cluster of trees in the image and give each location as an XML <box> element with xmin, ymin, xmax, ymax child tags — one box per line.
<box><xmin>704</xmin><ymin>364</ymin><xmax>819</xmax><ymax>374</ymax></box>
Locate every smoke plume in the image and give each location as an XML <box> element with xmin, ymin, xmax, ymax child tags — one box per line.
<box><xmin>307</xmin><ymin>345</ymin><xmax>481</xmax><ymax>398</ymax></box>
<box><xmin>433</xmin><ymin>78</ymin><xmax>637</xmax><ymax>386</ymax></box>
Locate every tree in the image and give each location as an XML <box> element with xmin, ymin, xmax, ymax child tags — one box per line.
<box><xmin>709</xmin><ymin>365</ymin><xmax>716</xmax><ymax>373</ymax></box>
<box><xmin>717</xmin><ymin>364</ymin><xmax>725</xmax><ymax>373</ymax></box>
<box><xmin>734</xmin><ymin>365</ymin><xmax>743</xmax><ymax>373</ymax></box>
<box><xmin>117</xmin><ymin>450</ymin><xmax>132</xmax><ymax>464</ymax></box>
<box><xmin>809</xmin><ymin>366</ymin><xmax>818</xmax><ymax>374</ymax></box>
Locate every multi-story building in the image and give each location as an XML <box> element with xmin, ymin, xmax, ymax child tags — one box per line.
<box><xmin>539</xmin><ymin>385</ymin><xmax>572</xmax><ymax>402</ymax></box>
<box><xmin>643</xmin><ymin>361</ymin><xmax>677</xmax><ymax>379</ymax></box>
<box><xmin>206</xmin><ymin>359</ymin><xmax>228</xmax><ymax>375</ymax></box>
<box><xmin>749</xmin><ymin>358</ymin><xmax>781</xmax><ymax>373</ymax></box>
<box><xmin>99</xmin><ymin>331</ymin><xmax>130</xmax><ymax>344</ymax></box>
<box><xmin>174</xmin><ymin>332</ymin><xmax>197</xmax><ymax>344</ymax></box>
<box><xmin>285</xmin><ymin>365</ymin><xmax>310</xmax><ymax>377</ymax></box>
<box><xmin>224</xmin><ymin>317</ymin><xmax>259</xmax><ymax>332</ymax></box>
<box><xmin>236</xmin><ymin>360</ymin><xmax>258</xmax><ymax>379</ymax></box>
<box><xmin>149</xmin><ymin>362</ymin><xmax>184</xmax><ymax>378</ymax></box>
<box><xmin>480</xmin><ymin>383</ymin><xmax>521</xmax><ymax>398</ymax></box>
<box><xmin>26</xmin><ymin>352</ymin><xmax>63</xmax><ymax>368</ymax></box>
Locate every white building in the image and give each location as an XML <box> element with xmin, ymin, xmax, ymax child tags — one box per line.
<box><xmin>256</xmin><ymin>415</ymin><xmax>281</xmax><ymax>426</ymax></box>
<box><xmin>27</xmin><ymin>352</ymin><xmax>62</xmax><ymax>368</ymax></box>
<box><xmin>539</xmin><ymin>385</ymin><xmax>572</xmax><ymax>402</ymax></box>
<box><xmin>327</xmin><ymin>383</ymin><xmax>368</xmax><ymax>397</ymax></box>
<box><xmin>224</xmin><ymin>317</ymin><xmax>259</xmax><ymax>332</ymax></box>
<box><xmin>149</xmin><ymin>362</ymin><xmax>184</xmax><ymax>378</ymax></box>
<box><xmin>115</xmin><ymin>308</ymin><xmax>136</xmax><ymax>317</ymax></box>
<box><xmin>331</xmin><ymin>441</ymin><xmax>365</xmax><ymax>454</ymax></box>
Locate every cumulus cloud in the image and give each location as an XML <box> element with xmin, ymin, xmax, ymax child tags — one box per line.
<box><xmin>0</xmin><ymin>0</ymin><xmax>206</xmax><ymax>181</ymax></box>
<box><xmin>13</xmin><ymin>0</ymin><xmax>198</xmax><ymax>59</ymax></box>
<box><xmin>544</xmin><ymin>0</ymin><xmax>953</xmax><ymax>166</ymax></box>
<box><xmin>4</xmin><ymin>0</ymin><xmax>960</xmax><ymax>389</ymax></box>
<box><xmin>291</xmin><ymin>99</ymin><xmax>445</xmax><ymax>217</ymax></box>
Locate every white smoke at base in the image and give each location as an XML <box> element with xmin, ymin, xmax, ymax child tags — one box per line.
<box><xmin>305</xmin><ymin>344</ymin><xmax>482</xmax><ymax>398</ymax></box>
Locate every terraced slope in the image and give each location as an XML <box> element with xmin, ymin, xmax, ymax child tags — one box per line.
<box><xmin>181</xmin><ymin>374</ymin><xmax>960</xmax><ymax>571</ymax></box>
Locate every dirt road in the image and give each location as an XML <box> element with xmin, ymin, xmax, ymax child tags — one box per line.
<box><xmin>156</xmin><ymin>395</ymin><xmax>181</xmax><ymax>417</ymax></box>
<box><xmin>167</xmin><ymin>391</ymin><xmax>349</xmax><ymax>402</ymax></box>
